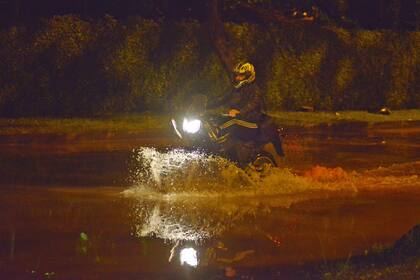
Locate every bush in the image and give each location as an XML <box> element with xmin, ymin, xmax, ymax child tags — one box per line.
<box><xmin>0</xmin><ymin>16</ymin><xmax>419</xmax><ymax>117</ymax></box>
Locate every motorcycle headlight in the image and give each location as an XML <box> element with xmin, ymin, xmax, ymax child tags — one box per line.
<box><xmin>182</xmin><ymin>118</ymin><xmax>201</xmax><ymax>134</ymax></box>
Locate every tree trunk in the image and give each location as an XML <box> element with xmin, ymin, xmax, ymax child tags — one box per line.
<box><xmin>208</xmin><ymin>0</ymin><xmax>234</xmax><ymax>74</ymax></box>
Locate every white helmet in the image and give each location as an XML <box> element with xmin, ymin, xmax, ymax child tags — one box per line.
<box><xmin>233</xmin><ymin>62</ymin><xmax>256</xmax><ymax>88</ymax></box>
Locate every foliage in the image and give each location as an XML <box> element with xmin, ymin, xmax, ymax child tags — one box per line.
<box><xmin>0</xmin><ymin>16</ymin><xmax>419</xmax><ymax>117</ymax></box>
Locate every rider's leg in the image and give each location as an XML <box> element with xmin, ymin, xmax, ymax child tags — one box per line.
<box><xmin>216</xmin><ymin>118</ymin><xmax>258</xmax><ymax>146</ymax></box>
<box><xmin>218</xmin><ymin>119</ymin><xmax>258</xmax><ymax>166</ymax></box>
<box><xmin>262</xmin><ymin>142</ymin><xmax>285</xmax><ymax>167</ymax></box>
<box><xmin>259</xmin><ymin>117</ymin><xmax>284</xmax><ymax>157</ymax></box>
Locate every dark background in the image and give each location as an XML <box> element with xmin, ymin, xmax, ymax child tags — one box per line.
<box><xmin>0</xmin><ymin>0</ymin><xmax>419</xmax><ymax>29</ymax></box>
<box><xmin>0</xmin><ymin>0</ymin><xmax>419</xmax><ymax>116</ymax></box>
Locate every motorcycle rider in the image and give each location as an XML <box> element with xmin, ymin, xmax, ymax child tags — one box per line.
<box><xmin>209</xmin><ymin>61</ymin><xmax>284</xmax><ymax>166</ymax></box>
<box><xmin>209</xmin><ymin>62</ymin><xmax>261</xmax><ymax>142</ymax></box>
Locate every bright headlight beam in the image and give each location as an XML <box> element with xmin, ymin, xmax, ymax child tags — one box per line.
<box><xmin>180</xmin><ymin>247</ymin><xmax>198</xmax><ymax>267</ymax></box>
<box><xmin>182</xmin><ymin>118</ymin><xmax>201</xmax><ymax>134</ymax></box>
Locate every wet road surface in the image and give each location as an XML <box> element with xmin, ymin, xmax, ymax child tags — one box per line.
<box><xmin>0</xmin><ymin>125</ymin><xmax>419</xmax><ymax>279</ymax></box>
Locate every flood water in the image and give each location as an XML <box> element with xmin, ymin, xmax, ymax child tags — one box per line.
<box><xmin>0</xmin><ymin>124</ymin><xmax>419</xmax><ymax>279</ymax></box>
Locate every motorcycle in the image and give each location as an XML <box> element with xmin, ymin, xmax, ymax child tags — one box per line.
<box><xmin>171</xmin><ymin>95</ymin><xmax>284</xmax><ymax>172</ymax></box>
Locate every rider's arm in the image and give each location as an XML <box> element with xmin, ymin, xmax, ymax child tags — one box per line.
<box><xmin>239</xmin><ymin>85</ymin><xmax>262</xmax><ymax>116</ymax></box>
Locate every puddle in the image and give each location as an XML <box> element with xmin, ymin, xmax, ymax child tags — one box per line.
<box><xmin>0</xmin><ymin>132</ymin><xmax>419</xmax><ymax>278</ymax></box>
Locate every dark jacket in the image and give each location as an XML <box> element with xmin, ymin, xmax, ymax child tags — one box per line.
<box><xmin>209</xmin><ymin>83</ymin><xmax>265</xmax><ymax>122</ymax></box>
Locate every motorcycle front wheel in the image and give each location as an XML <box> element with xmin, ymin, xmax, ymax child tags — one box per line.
<box><xmin>252</xmin><ymin>152</ymin><xmax>277</xmax><ymax>172</ymax></box>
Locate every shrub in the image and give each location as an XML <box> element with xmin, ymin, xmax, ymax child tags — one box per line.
<box><xmin>0</xmin><ymin>16</ymin><xmax>419</xmax><ymax>117</ymax></box>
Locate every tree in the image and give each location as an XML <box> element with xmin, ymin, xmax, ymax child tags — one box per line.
<box><xmin>207</xmin><ymin>0</ymin><xmax>319</xmax><ymax>74</ymax></box>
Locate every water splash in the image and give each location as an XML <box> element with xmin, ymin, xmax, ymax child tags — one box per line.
<box><xmin>128</xmin><ymin>147</ymin><xmax>256</xmax><ymax>193</ymax></box>
<box><xmin>124</xmin><ymin>148</ymin><xmax>360</xmax><ymax>243</ymax></box>
<box><xmin>128</xmin><ymin>147</ymin><xmax>360</xmax><ymax>193</ymax></box>
<box><xmin>124</xmin><ymin>148</ymin><xmax>419</xmax><ymax>243</ymax></box>
<box><xmin>358</xmin><ymin>161</ymin><xmax>420</xmax><ymax>190</ymax></box>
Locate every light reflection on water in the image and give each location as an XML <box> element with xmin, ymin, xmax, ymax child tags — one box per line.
<box><xmin>125</xmin><ymin>148</ymin><xmax>335</xmax><ymax>243</ymax></box>
<box><xmin>180</xmin><ymin>247</ymin><xmax>198</xmax><ymax>267</ymax></box>
<box><xmin>123</xmin><ymin>147</ymin><xmax>419</xmax><ymax>252</ymax></box>
<box><xmin>0</xmin><ymin>143</ymin><xmax>419</xmax><ymax>277</ymax></box>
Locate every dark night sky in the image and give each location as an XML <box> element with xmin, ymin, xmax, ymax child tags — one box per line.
<box><xmin>0</xmin><ymin>0</ymin><xmax>207</xmax><ymax>25</ymax></box>
<box><xmin>0</xmin><ymin>0</ymin><xmax>418</xmax><ymax>29</ymax></box>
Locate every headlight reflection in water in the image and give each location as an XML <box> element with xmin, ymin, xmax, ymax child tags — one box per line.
<box><xmin>126</xmin><ymin>147</ymin><xmax>362</xmax><ymax>267</ymax></box>
<box><xmin>180</xmin><ymin>247</ymin><xmax>198</xmax><ymax>267</ymax></box>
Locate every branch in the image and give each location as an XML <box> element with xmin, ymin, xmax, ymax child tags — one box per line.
<box><xmin>236</xmin><ymin>2</ymin><xmax>315</xmax><ymax>25</ymax></box>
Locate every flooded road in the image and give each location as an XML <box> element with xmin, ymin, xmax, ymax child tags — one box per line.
<box><xmin>0</xmin><ymin>124</ymin><xmax>419</xmax><ymax>279</ymax></box>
